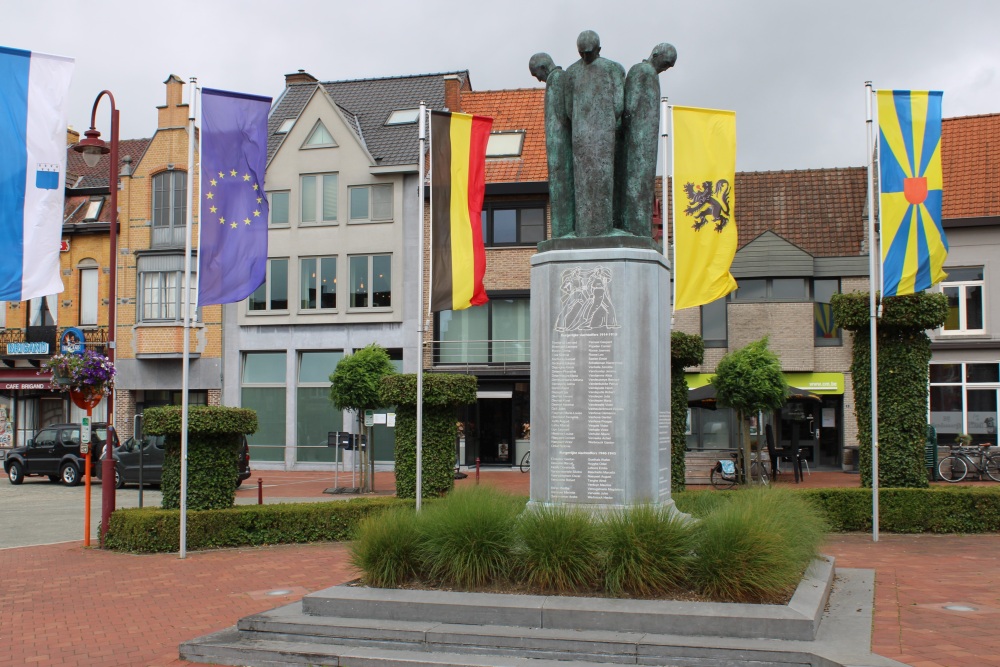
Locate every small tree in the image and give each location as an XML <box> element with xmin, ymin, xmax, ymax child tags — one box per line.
<box><xmin>671</xmin><ymin>331</ymin><xmax>705</xmax><ymax>492</ymax></box>
<box><xmin>712</xmin><ymin>337</ymin><xmax>786</xmax><ymax>481</ymax></box>
<box><xmin>329</xmin><ymin>344</ymin><xmax>396</xmax><ymax>492</ymax></box>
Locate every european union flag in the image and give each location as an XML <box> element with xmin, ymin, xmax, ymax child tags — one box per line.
<box><xmin>198</xmin><ymin>88</ymin><xmax>272</xmax><ymax>306</ymax></box>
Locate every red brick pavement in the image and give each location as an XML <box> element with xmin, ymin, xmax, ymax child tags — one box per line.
<box><xmin>2</xmin><ymin>469</ymin><xmax>997</xmax><ymax>667</ymax></box>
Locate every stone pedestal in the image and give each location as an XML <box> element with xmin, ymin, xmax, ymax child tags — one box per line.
<box><xmin>529</xmin><ymin>247</ymin><xmax>674</xmax><ymax>511</ymax></box>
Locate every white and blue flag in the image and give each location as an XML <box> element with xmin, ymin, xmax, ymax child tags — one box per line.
<box><xmin>0</xmin><ymin>46</ymin><xmax>74</xmax><ymax>301</ymax></box>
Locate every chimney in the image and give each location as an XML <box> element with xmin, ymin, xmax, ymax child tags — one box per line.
<box><xmin>443</xmin><ymin>74</ymin><xmax>463</xmax><ymax>112</ymax></box>
<box><xmin>157</xmin><ymin>74</ymin><xmax>189</xmax><ymax>128</ymax></box>
<box><xmin>67</xmin><ymin>127</ymin><xmax>79</xmax><ymax>146</ymax></box>
<box><xmin>285</xmin><ymin>69</ymin><xmax>318</xmax><ymax>87</ymax></box>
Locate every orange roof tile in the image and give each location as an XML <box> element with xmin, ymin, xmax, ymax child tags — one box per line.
<box><xmin>459</xmin><ymin>88</ymin><xmax>547</xmax><ymax>183</ymax></box>
<box><xmin>942</xmin><ymin>113</ymin><xmax>1000</xmax><ymax>219</ymax></box>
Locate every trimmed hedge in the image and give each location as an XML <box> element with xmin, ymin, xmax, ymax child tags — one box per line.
<box><xmin>675</xmin><ymin>486</ymin><xmax>1000</xmax><ymax>533</ymax></box>
<box><xmin>671</xmin><ymin>331</ymin><xmax>705</xmax><ymax>492</ymax></box>
<box><xmin>104</xmin><ymin>496</ymin><xmax>412</xmax><ymax>553</ymax></box>
<box><xmin>145</xmin><ymin>405</ymin><xmax>258</xmax><ymax>510</ymax></box>
<box><xmin>381</xmin><ymin>374</ymin><xmax>478</xmax><ymax>499</ymax></box>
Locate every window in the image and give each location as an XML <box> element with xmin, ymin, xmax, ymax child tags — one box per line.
<box><xmin>139</xmin><ymin>271</ymin><xmax>197</xmax><ymax>321</ymax></box>
<box><xmin>82</xmin><ymin>198</ymin><xmax>103</xmax><ymax>222</ymax></box>
<box><xmin>275</xmin><ymin>118</ymin><xmax>295</xmax><ymax>134</ymax></box>
<box><xmin>302</xmin><ymin>120</ymin><xmax>336</xmax><ymax>148</ymax></box>
<box><xmin>942</xmin><ymin>267</ymin><xmax>984</xmax><ymax>333</ymax></box>
<box><xmin>733</xmin><ymin>278</ymin><xmax>808</xmax><ymax>301</ymax></box>
<box><xmin>248</xmin><ymin>259</ymin><xmax>288</xmax><ymax>311</ymax></box>
<box><xmin>151</xmin><ymin>171</ymin><xmax>187</xmax><ymax>246</ymax></box>
<box><xmin>300</xmin><ymin>257</ymin><xmax>337</xmax><ymax>310</ymax></box>
<box><xmin>813</xmin><ymin>278</ymin><xmax>841</xmax><ymax>346</ymax></box>
<box><xmin>296</xmin><ymin>351</ymin><xmax>344</xmax><ymax>463</ymax></box>
<box><xmin>241</xmin><ymin>352</ymin><xmax>287</xmax><ymax>462</ymax></box>
<box><xmin>486</xmin><ymin>132</ymin><xmax>525</xmax><ymax>158</ymax></box>
<box><xmin>0</xmin><ymin>301</ymin><xmax>5</xmax><ymax>328</ymax></box>
<box><xmin>269</xmin><ymin>191</ymin><xmax>289</xmax><ymax>226</ymax></box>
<box><xmin>436</xmin><ymin>296</ymin><xmax>530</xmax><ymax>364</ymax></box>
<box><xmin>930</xmin><ymin>362</ymin><xmax>1000</xmax><ymax>447</ymax></box>
<box><xmin>349</xmin><ymin>184</ymin><xmax>393</xmax><ymax>222</ymax></box>
<box><xmin>349</xmin><ymin>254</ymin><xmax>391</xmax><ymax>309</ymax></box>
<box><xmin>28</xmin><ymin>295</ymin><xmax>57</xmax><ymax>326</ymax></box>
<box><xmin>701</xmin><ymin>295</ymin><xmax>728</xmax><ymax>348</ymax></box>
<box><xmin>300</xmin><ymin>173</ymin><xmax>338</xmax><ymax>224</ymax></box>
<box><xmin>79</xmin><ymin>262</ymin><xmax>98</xmax><ymax>326</ymax></box>
<box><xmin>481</xmin><ymin>203</ymin><xmax>546</xmax><ymax>246</ymax></box>
<box><xmin>385</xmin><ymin>109</ymin><xmax>419</xmax><ymax>125</ymax></box>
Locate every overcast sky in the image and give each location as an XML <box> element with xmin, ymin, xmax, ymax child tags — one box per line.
<box><xmin>5</xmin><ymin>0</ymin><xmax>999</xmax><ymax>172</ymax></box>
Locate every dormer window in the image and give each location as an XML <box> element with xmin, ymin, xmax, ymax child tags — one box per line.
<box><xmin>275</xmin><ymin>118</ymin><xmax>295</xmax><ymax>134</ymax></box>
<box><xmin>486</xmin><ymin>131</ymin><xmax>525</xmax><ymax>158</ymax></box>
<box><xmin>82</xmin><ymin>197</ymin><xmax>104</xmax><ymax>222</ymax></box>
<box><xmin>302</xmin><ymin>120</ymin><xmax>336</xmax><ymax>148</ymax></box>
<box><xmin>385</xmin><ymin>109</ymin><xmax>419</xmax><ymax>125</ymax></box>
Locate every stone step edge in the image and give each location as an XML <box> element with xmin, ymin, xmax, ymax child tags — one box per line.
<box><xmin>300</xmin><ymin>556</ymin><xmax>833</xmax><ymax>641</ymax></box>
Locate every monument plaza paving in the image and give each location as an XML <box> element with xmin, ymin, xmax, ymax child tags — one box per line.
<box><xmin>1</xmin><ymin>470</ymin><xmax>998</xmax><ymax>666</ymax></box>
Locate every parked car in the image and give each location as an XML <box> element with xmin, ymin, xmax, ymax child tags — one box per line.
<box><xmin>4</xmin><ymin>423</ymin><xmax>119</xmax><ymax>486</ymax></box>
<box><xmin>98</xmin><ymin>434</ymin><xmax>252</xmax><ymax>489</ymax></box>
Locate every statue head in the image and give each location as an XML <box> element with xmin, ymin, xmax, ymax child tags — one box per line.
<box><xmin>577</xmin><ymin>30</ymin><xmax>601</xmax><ymax>64</ymax></box>
<box><xmin>648</xmin><ymin>43</ymin><xmax>677</xmax><ymax>73</ymax></box>
<box><xmin>529</xmin><ymin>52</ymin><xmax>556</xmax><ymax>83</ymax></box>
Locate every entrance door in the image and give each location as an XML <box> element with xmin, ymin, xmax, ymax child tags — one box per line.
<box><xmin>476</xmin><ymin>398</ymin><xmax>513</xmax><ymax>465</ymax></box>
<box><xmin>778</xmin><ymin>400</ymin><xmax>819</xmax><ymax>463</ymax></box>
<box><xmin>816</xmin><ymin>397</ymin><xmax>841</xmax><ymax>467</ymax></box>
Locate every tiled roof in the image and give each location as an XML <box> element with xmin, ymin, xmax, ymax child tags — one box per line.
<box><xmin>65</xmin><ymin>137</ymin><xmax>152</xmax><ymax>190</ymax></box>
<box><xmin>942</xmin><ymin>113</ymin><xmax>1000</xmax><ymax>219</ymax></box>
<box><xmin>660</xmin><ymin>167</ymin><xmax>868</xmax><ymax>257</ymax></box>
<box><xmin>459</xmin><ymin>88</ymin><xmax>547</xmax><ymax>183</ymax></box>
<box><xmin>267</xmin><ymin>71</ymin><xmax>470</xmax><ymax>166</ymax></box>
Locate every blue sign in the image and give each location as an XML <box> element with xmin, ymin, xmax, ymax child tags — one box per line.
<box><xmin>60</xmin><ymin>328</ymin><xmax>85</xmax><ymax>355</ymax></box>
<box><xmin>6</xmin><ymin>342</ymin><xmax>49</xmax><ymax>355</ymax></box>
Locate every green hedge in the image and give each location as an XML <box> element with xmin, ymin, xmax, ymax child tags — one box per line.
<box><xmin>671</xmin><ymin>332</ymin><xmax>705</xmax><ymax>492</ymax></box>
<box><xmin>104</xmin><ymin>497</ymin><xmax>412</xmax><ymax>553</ymax></box>
<box><xmin>143</xmin><ymin>405</ymin><xmax>258</xmax><ymax>436</ymax></box>
<box><xmin>675</xmin><ymin>486</ymin><xmax>1000</xmax><ymax>533</ymax></box>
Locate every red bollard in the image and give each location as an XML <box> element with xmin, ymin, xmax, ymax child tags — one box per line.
<box><xmin>475</xmin><ymin>457</ymin><xmax>480</xmax><ymax>485</ymax></box>
<box><xmin>257</xmin><ymin>477</ymin><xmax>263</xmax><ymax>505</ymax></box>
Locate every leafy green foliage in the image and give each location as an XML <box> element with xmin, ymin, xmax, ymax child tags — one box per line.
<box><xmin>143</xmin><ymin>405</ymin><xmax>258</xmax><ymax>436</ymax></box>
<box><xmin>415</xmin><ymin>486</ymin><xmax>523</xmax><ymax>588</ymax></box>
<box><xmin>383</xmin><ymin>373</ymin><xmax>478</xmax><ymax>499</ymax></box>
<box><xmin>600</xmin><ymin>504</ymin><xmax>695</xmax><ymax>597</ymax></box>
<box><xmin>831</xmin><ymin>291</ymin><xmax>947</xmax><ymax>488</ymax></box>
<box><xmin>514</xmin><ymin>505</ymin><xmax>601</xmax><ymax>593</ymax></box>
<box><xmin>380</xmin><ymin>373</ymin><xmax>478</xmax><ymax>407</ymax></box>
<box><xmin>711</xmin><ymin>337</ymin><xmax>787</xmax><ymax>415</ymax></box>
<box><xmin>161</xmin><ymin>432</ymin><xmax>242</xmax><ymax>510</ymax></box>
<box><xmin>671</xmin><ymin>332</ymin><xmax>705</xmax><ymax>492</ymax></box>
<box><xmin>329</xmin><ymin>344</ymin><xmax>396</xmax><ymax>413</ymax></box>
<box><xmin>689</xmin><ymin>487</ymin><xmax>826</xmax><ymax>603</ymax></box>
<box><xmin>349</xmin><ymin>507</ymin><xmax>421</xmax><ymax>588</ymax></box>
<box><xmin>103</xmin><ymin>497</ymin><xmax>411</xmax><ymax>552</ymax></box>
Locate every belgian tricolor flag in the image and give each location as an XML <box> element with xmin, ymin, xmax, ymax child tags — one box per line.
<box><xmin>430</xmin><ymin>110</ymin><xmax>492</xmax><ymax>312</ymax></box>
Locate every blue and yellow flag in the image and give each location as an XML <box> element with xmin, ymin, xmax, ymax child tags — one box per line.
<box><xmin>672</xmin><ymin>106</ymin><xmax>738</xmax><ymax>311</ymax></box>
<box><xmin>877</xmin><ymin>90</ymin><xmax>946</xmax><ymax>296</ymax></box>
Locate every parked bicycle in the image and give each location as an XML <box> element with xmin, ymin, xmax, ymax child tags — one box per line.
<box><xmin>519</xmin><ymin>449</ymin><xmax>530</xmax><ymax>473</ymax></box>
<box><xmin>710</xmin><ymin>448</ymin><xmax>769</xmax><ymax>489</ymax></box>
<box><xmin>938</xmin><ymin>443</ymin><xmax>1000</xmax><ymax>483</ymax></box>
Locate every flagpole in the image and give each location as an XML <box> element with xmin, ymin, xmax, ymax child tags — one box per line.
<box><xmin>179</xmin><ymin>77</ymin><xmax>197</xmax><ymax>559</ymax></box>
<box><xmin>865</xmin><ymin>81</ymin><xmax>880</xmax><ymax>542</ymax></box>
<box><xmin>416</xmin><ymin>102</ymin><xmax>426</xmax><ymax>512</ymax></box>
<box><xmin>667</xmin><ymin>102</ymin><xmax>677</xmax><ymax>314</ymax></box>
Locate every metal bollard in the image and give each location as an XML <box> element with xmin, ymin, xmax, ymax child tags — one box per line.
<box><xmin>475</xmin><ymin>457</ymin><xmax>480</xmax><ymax>485</ymax></box>
<box><xmin>257</xmin><ymin>477</ymin><xmax>263</xmax><ymax>505</ymax></box>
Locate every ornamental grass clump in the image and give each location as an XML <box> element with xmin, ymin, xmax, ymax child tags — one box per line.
<box><xmin>600</xmin><ymin>504</ymin><xmax>695</xmax><ymax>598</ymax></box>
<box><xmin>514</xmin><ymin>505</ymin><xmax>601</xmax><ymax>593</ymax></box>
<box><xmin>689</xmin><ymin>487</ymin><xmax>826</xmax><ymax>603</ymax></box>
<box><xmin>416</xmin><ymin>486</ymin><xmax>524</xmax><ymax>588</ymax></box>
<box><xmin>349</xmin><ymin>507</ymin><xmax>421</xmax><ymax>588</ymax></box>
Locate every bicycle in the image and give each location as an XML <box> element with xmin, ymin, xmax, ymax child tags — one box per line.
<box><xmin>938</xmin><ymin>443</ymin><xmax>1000</xmax><ymax>483</ymax></box>
<box><xmin>710</xmin><ymin>448</ymin><xmax>769</xmax><ymax>489</ymax></box>
<box><xmin>519</xmin><ymin>449</ymin><xmax>530</xmax><ymax>473</ymax></box>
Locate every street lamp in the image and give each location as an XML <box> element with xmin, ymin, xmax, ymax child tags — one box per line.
<box><xmin>73</xmin><ymin>90</ymin><xmax>118</xmax><ymax>545</ymax></box>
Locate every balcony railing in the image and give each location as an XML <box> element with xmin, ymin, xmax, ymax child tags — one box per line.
<box><xmin>432</xmin><ymin>339</ymin><xmax>530</xmax><ymax>372</ymax></box>
<box><xmin>0</xmin><ymin>327</ymin><xmax>108</xmax><ymax>356</ymax></box>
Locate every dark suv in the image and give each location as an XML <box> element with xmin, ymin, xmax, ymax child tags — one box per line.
<box><xmin>98</xmin><ymin>434</ymin><xmax>252</xmax><ymax>489</ymax></box>
<box><xmin>4</xmin><ymin>423</ymin><xmax>119</xmax><ymax>486</ymax></box>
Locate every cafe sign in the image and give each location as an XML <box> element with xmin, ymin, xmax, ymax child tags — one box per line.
<box><xmin>6</xmin><ymin>342</ymin><xmax>50</xmax><ymax>355</ymax></box>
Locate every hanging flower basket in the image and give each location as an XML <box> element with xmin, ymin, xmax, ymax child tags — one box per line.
<box><xmin>41</xmin><ymin>350</ymin><xmax>116</xmax><ymax>396</ymax></box>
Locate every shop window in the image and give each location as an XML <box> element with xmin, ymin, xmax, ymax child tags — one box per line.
<box><xmin>296</xmin><ymin>351</ymin><xmax>344</xmax><ymax>463</ymax></box>
<box><xmin>241</xmin><ymin>352</ymin><xmax>287</xmax><ymax>462</ymax></box>
<box><xmin>930</xmin><ymin>362</ymin><xmax>1000</xmax><ymax>447</ymax></box>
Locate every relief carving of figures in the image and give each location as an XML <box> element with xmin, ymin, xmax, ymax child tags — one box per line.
<box><xmin>554</xmin><ymin>266</ymin><xmax>621</xmax><ymax>332</ymax></box>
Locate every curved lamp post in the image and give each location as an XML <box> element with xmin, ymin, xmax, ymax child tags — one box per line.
<box><xmin>73</xmin><ymin>91</ymin><xmax>118</xmax><ymax>545</ymax></box>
